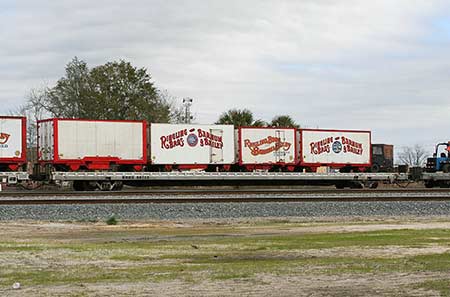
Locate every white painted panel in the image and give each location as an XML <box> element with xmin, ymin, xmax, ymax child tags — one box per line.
<box><xmin>239</xmin><ymin>128</ymin><xmax>296</xmax><ymax>164</ymax></box>
<box><xmin>0</xmin><ymin>118</ymin><xmax>23</xmax><ymax>158</ymax></box>
<box><xmin>210</xmin><ymin>129</ymin><xmax>223</xmax><ymax>163</ymax></box>
<box><xmin>56</xmin><ymin>120</ymin><xmax>144</xmax><ymax>160</ymax></box>
<box><xmin>150</xmin><ymin>124</ymin><xmax>235</xmax><ymax>164</ymax></box>
<box><xmin>301</xmin><ymin>130</ymin><xmax>371</xmax><ymax>165</ymax></box>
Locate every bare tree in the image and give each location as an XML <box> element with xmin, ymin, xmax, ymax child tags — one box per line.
<box><xmin>157</xmin><ymin>89</ymin><xmax>196</xmax><ymax>124</ymax></box>
<box><xmin>8</xmin><ymin>86</ymin><xmax>49</xmax><ymax>147</ymax></box>
<box><xmin>397</xmin><ymin>144</ymin><xmax>428</xmax><ymax>166</ymax></box>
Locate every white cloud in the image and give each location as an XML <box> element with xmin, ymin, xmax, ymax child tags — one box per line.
<box><xmin>0</xmin><ymin>0</ymin><xmax>449</xmax><ymax>149</ymax></box>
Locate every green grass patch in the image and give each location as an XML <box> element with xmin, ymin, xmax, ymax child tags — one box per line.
<box><xmin>414</xmin><ymin>279</ymin><xmax>450</xmax><ymax>297</ymax></box>
<box><xmin>0</xmin><ymin>243</ymin><xmax>48</xmax><ymax>252</ymax></box>
<box><xmin>0</xmin><ymin>263</ymin><xmax>207</xmax><ymax>286</ymax></box>
<box><xmin>1</xmin><ymin>225</ymin><xmax>450</xmax><ymax>286</ymax></box>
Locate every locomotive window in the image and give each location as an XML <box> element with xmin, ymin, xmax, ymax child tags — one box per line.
<box><xmin>372</xmin><ymin>146</ymin><xmax>383</xmax><ymax>155</ymax></box>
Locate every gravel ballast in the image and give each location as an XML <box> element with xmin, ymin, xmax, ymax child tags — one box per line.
<box><xmin>1</xmin><ymin>201</ymin><xmax>450</xmax><ymax>220</ymax></box>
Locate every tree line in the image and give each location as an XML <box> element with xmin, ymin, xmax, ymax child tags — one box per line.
<box><xmin>16</xmin><ymin>57</ymin><xmax>299</xmax><ymax>145</ymax></box>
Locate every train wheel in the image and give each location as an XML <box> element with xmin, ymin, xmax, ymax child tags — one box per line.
<box><xmin>73</xmin><ymin>181</ymin><xmax>86</xmax><ymax>191</ymax></box>
<box><xmin>425</xmin><ymin>181</ymin><xmax>435</xmax><ymax>188</ymax></box>
<box><xmin>350</xmin><ymin>182</ymin><xmax>364</xmax><ymax>189</ymax></box>
<box><xmin>114</xmin><ymin>182</ymin><xmax>124</xmax><ymax>191</ymax></box>
<box><xmin>73</xmin><ymin>181</ymin><xmax>96</xmax><ymax>191</ymax></box>
<box><xmin>371</xmin><ymin>164</ymin><xmax>380</xmax><ymax>173</ymax></box>
<box><xmin>368</xmin><ymin>181</ymin><xmax>379</xmax><ymax>189</ymax></box>
<box><xmin>442</xmin><ymin>164</ymin><xmax>450</xmax><ymax>173</ymax></box>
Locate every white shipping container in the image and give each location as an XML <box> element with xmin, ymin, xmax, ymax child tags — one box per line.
<box><xmin>0</xmin><ymin>117</ymin><xmax>25</xmax><ymax>161</ymax></box>
<box><xmin>38</xmin><ymin>119</ymin><xmax>146</xmax><ymax>163</ymax></box>
<box><xmin>237</xmin><ymin>127</ymin><xmax>297</xmax><ymax>165</ymax></box>
<box><xmin>300</xmin><ymin>129</ymin><xmax>371</xmax><ymax>166</ymax></box>
<box><xmin>150</xmin><ymin>124</ymin><xmax>235</xmax><ymax>165</ymax></box>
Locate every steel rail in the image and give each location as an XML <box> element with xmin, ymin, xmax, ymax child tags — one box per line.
<box><xmin>0</xmin><ymin>187</ymin><xmax>449</xmax><ymax>198</ymax></box>
<box><xmin>2</xmin><ymin>194</ymin><xmax>450</xmax><ymax>205</ymax></box>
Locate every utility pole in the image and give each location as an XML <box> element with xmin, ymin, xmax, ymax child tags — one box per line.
<box><xmin>182</xmin><ymin>97</ymin><xmax>193</xmax><ymax>124</ymax></box>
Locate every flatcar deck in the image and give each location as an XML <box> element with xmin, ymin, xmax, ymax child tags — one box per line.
<box><xmin>52</xmin><ymin>171</ymin><xmax>408</xmax><ymax>182</ymax></box>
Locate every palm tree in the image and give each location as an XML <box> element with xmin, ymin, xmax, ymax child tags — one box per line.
<box><xmin>216</xmin><ymin>109</ymin><xmax>266</xmax><ymax>127</ymax></box>
<box><xmin>270</xmin><ymin>115</ymin><xmax>299</xmax><ymax>128</ymax></box>
<box><xmin>252</xmin><ymin>119</ymin><xmax>267</xmax><ymax>127</ymax></box>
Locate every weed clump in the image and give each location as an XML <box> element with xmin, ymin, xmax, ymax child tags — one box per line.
<box><xmin>106</xmin><ymin>215</ymin><xmax>118</xmax><ymax>225</ymax></box>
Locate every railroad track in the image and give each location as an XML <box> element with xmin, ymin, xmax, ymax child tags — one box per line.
<box><xmin>1</xmin><ymin>188</ymin><xmax>450</xmax><ymax>205</ymax></box>
<box><xmin>1</xmin><ymin>187</ymin><xmax>450</xmax><ymax>197</ymax></box>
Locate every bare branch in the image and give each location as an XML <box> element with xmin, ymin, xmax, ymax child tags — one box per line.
<box><xmin>398</xmin><ymin>144</ymin><xmax>428</xmax><ymax>166</ymax></box>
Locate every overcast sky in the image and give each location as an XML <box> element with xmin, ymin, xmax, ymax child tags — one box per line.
<box><xmin>1</xmin><ymin>0</ymin><xmax>449</xmax><ymax>151</ymax></box>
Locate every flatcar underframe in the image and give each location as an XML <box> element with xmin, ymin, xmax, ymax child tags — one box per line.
<box><xmin>3</xmin><ymin>171</ymin><xmax>450</xmax><ymax>191</ymax></box>
<box><xmin>51</xmin><ymin>171</ymin><xmax>409</xmax><ymax>191</ymax></box>
<box><xmin>0</xmin><ymin>172</ymin><xmax>29</xmax><ymax>185</ymax></box>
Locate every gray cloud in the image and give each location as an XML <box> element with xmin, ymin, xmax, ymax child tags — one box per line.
<box><xmin>1</xmin><ymin>0</ymin><xmax>449</xmax><ymax>152</ymax></box>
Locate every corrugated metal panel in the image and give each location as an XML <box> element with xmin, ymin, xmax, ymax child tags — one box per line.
<box><xmin>38</xmin><ymin>119</ymin><xmax>145</xmax><ymax>164</ymax></box>
<box><xmin>57</xmin><ymin>121</ymin><xmax>143</xmax><ymax>160</ymax></box>
<box><xmin>38</xmin><ymin>120</ymin><xmax>54</xmax><ymax>161</ymax></box>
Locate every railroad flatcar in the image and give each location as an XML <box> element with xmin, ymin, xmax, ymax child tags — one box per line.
<box><xmin>0</xmin><ymin>115</ymin><xmax>447</xmax><ymax>190</ymax></box>
<box><xmin>299</xmin><ymin>129</ymin><xmax>371</xmax><ymax>172</ymax></box>
<box><xmin>236</xmin><ymin>127</ymin><xmax>298</xmax><ymax>171</ymax></box>
<box><xmin>149</xmin><ymin>123</ymin><xmax>235</xmax><ymax>171</ymax></box>
<box><xmin>38</xmin><ymin>118</ymin><xmax>147</xmax><ymax>171</ymax></box>
<box><xmin>0</xmin><ymin>116</ymin><xmax>27</xmax><ymax>171</ymax></box>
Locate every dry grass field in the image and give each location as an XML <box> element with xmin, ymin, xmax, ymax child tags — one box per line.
<box><xmin>0</xmin><ymin>217</ymin><xmax>450</xmax><ymax>296</ymax></box>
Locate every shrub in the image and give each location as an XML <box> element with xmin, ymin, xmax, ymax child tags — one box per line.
<box><xmin>106</xmin><ymin>215</ymin><xmax>118</xmax><ymax>225</ymax></box>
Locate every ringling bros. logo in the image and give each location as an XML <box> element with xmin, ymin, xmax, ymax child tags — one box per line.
<box><xmin>160</xmin><ymin>128</ymin><xmax>223</xmax><ymax>149</ymax></box>
<box><xmin>0</xmin><ymin>132</ymin><xmax>10</xmax><ymax>148</ymax></box>
<box><xmin>310</xmin><ymin>136</ymin><xmax>363</xmax><ymax>155</ymax></box>
<box><xmin>244</xmin><ymin>136</ymin><xmax>291</xmax><ymax>156</ymax></box>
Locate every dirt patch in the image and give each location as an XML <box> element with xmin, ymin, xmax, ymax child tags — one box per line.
<box><xmin>1</xmin><ymin>218</ymin><xmax>450</xmax><ymax>296</ymax></box>
<box><xmin>1</xmin><ymin>272</ymin><xmax>447</xmax><ymax>297</ymax></box>
<box><xmin>2</xmin><ymin>218</ymin><xmax>450</xmax><ymax>241</ymax></box>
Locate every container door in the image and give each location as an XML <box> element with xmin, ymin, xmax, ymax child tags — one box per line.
<box><xmin>210</xmin><ymin>129</ymin><xmax>223</xmax><ymax>163</ymax></box>
<box><xmin>38</xmin><ymin>121</ymin><xmax>54</xmax><ymax>161</ymax></box>
<box><xmin>275</xmin><ymin>130</ymin><xmax>286</xmax><ymax>162</ymax></box>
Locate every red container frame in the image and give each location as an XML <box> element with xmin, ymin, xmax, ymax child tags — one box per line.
<box><xmin>0</xmin><ymin>116</ymin><xmax>27</xmax><ymax>171</ymax></box>
<box><xmin>237</xmin><ymin>126</ymin><xmax>299</xmax><ymax>171</ymax></box>
<box><xmin>37</xmin><ymin>118</ymin><xmax>147</xmax><ymax>171</ymax></box>
<box><xmin>298</xmin><ymin>128</ymin><xmax>372</xmax><ymax>169</ymax></box>
<box><xmin>148</xmin><ymin>123</ymin><xmax>237</xmax><ymax>171</ymax></box>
